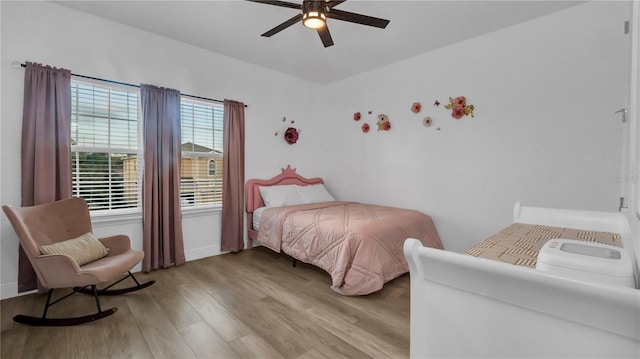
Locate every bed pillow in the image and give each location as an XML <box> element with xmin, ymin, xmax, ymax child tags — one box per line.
<box><xmin>39</xmin><ymin>232</ymin><xmax>109</xmax><ymax>266</ymax></box>
<box><xmin>259</xmin><ymin>185</ymin><xmax>304</xmax><ymax>207</ymax></box>
<box><xmin>297</xmin><ymin>184</ymin><xmax>336</xmax><ymax>203</ymax></box>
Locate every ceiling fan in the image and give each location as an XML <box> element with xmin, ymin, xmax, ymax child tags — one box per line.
<box><xmin>247</xmin><ymin>0</ymin><xmax>390</xmax><ymax>48</ymax></box>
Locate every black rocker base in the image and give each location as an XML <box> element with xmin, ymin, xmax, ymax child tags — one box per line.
<box><xmin>74</xmin><ymin>279</ymin><xmax>155</xmax><ymax>296</ymax></box>
<box><xmin>13</xmin><ymin>307</ymin><xmax>117</xmax><ymax>326</ymax></box>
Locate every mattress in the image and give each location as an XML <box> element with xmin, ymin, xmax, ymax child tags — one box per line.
<box><xmin>465</xmin><ymin>223</ymin><xmax>623</xmax><ymax>267</ymax></box>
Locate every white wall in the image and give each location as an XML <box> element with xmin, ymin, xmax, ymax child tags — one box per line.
<box><xmin>320</xmin><ymin>1</ymin><xmax>631</xmax><ymax>253</ymax></box>
<box><xmin>0</xmin><ymin>1</ymin><xmax>634</xmax><ymax>298</ymax></box>
<box><xmin>0</xmin><ymin>0</ymin><xmax>325</xmax><ymax>299</ymax></box>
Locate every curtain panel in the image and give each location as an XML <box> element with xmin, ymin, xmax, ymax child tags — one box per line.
<box><xmin>141</xmin><ymin>84</ymin><xmax>185</xmax><ymax>272</ymax></box>
<box><xmin>220</xmin><ymin>99</ymin><xmax>246</xmax><ymax>252</ymax></box>
<box><xmin>19</xmin><ymin>62</ymin><xmax>73</xmax><ymax>292</ymax></box>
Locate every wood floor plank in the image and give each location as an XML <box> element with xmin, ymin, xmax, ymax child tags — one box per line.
<box><xmin>178</xmin><ymin>321</ymin><xmax>239</xmax><ymax>358</ymax></box>
<box><xmin>0</xmin><ymin>326</ymin><xmax>27</xmax><ymax>358</ymax></box>
<box><xmin>229</xmin><ymin>333</ymin><xmax>286</xmax><ymax>359</ymax></box>
<box><xmin>66</xmin><ymin>325</ymin><xmax>109</xmax><ymax>359</ymax></box>
<box><xmin>304</xmin><ymin>305</ymin><xmax>408</xmax><ymax>359</ymax></box>
<box><xmin>295</xmin><ymin>348</ymin><xmax>333</xmax><ymax>359</ymax></box>
<box><xmin>126</xmin><ymin>291</ymin><xmax>197</xmax><ymax>359</ymax></box>
<box><xmin>100</xmin><ymin>296</ymin><xmax>154</xmax><ymax>359</ymax></box>
<box><xmin>177</xmin><ymin>281</ymin><xmax>252</xmax><ymax>342</ymax></box>
<box><xmin>142</xmin><ymin>267</ymin><xmax>203</xmax><ymax>331</ymax></box>
<box><xmin>20</xmin><ymin>327</ymin><xmax>68</xmax><ymax>359</ymax></box>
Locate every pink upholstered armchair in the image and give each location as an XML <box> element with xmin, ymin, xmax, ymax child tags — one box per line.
<box><xmin>3</xmin><ymin>197</ymin><xmax>154</xmax><ymax>326</ymax></box>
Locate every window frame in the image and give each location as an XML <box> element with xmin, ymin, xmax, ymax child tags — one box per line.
<box><xmin>180</xmin><ymin>97</ymin><xmax>224</xmax><ymax>210</ymax></box>
<box><xmin>70</xmin><ymin>79</ymin><xmax>143</xmax><ymax>216</ymax></box>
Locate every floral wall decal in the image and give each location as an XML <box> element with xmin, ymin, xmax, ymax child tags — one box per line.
<box><xmin>361</xmin><ymin>123</ymin><xmax>370</xmax><ymax>133</ymax></box>
<box><xmin>444</xmin><ymin>96</ymin><xmax>475</xmax><ymax>119</ymax></box>
<box><xmin>275</xmin><ymin>116</ymin><xmax>301</xmax><ymax>144</ymax></box>
<box><xmin>284</xmin><ymin>127</ymin><xmax>299</xmax><ymax>144</ymax></box>
<box><xmin>377</xmin><ymin>114</ymin><xmax>391</xmax><ymax>131</ymax></box>
<box><xmin>353</xmin><ymin>112</ymin><xmax>361</xmax><ymax>121</ymax></box>
<box><xmin>411</xmin><ymin>102</ymin><xmax>422</xmax><ymax>113</ymax></box>
<box><xmin>423</xmin><ymin>117</ymin><xmax>432</xmax><ymax>127</ymax></box>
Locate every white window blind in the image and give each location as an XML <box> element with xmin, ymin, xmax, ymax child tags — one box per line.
<box><xmin>71</xmin><ymin>81</ymin><xmax>140</xmax><ymax>211</ymax></box>
<box><xmin>180</xmin><ymin>99</ymin><xmax>224</xmax><ymax>207</ymax></box>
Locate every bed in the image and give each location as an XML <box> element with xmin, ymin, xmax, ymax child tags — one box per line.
<box><xmin>404</xmin><ymin>202</ymin><xmax>640</xmax><ymax>358</ymax></box>
<box><xmin>245</xmin><ymin>165</ymin><xmax>443</xmax><ymax>295</ymax></box>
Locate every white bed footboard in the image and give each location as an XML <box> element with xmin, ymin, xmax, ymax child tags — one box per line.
<box><xmin>404</xmin><ymin>239</ymin><xmax>640</xmax><ymax>358</ymax></box>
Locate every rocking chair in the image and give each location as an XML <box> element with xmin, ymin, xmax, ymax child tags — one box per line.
<box><xmin>2</xmin><ymin>197</ymin><xmax>155</xmax><ymax>326</ymax></box>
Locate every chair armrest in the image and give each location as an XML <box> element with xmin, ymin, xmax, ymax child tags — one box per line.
<box><xmin>33</xmin><ymin>254</ymin><xmax>82</xmax><ymax>288</ymax></box>
<box><xmin>98</xmin><ymin>235</ymin><xmax>132</xmax><ymax>256</ymax></box>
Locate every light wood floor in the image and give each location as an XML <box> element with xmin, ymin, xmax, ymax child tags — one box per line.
<box><xmin>1</xmin><ymin>247</ymin><xmax>410</xmax><ymax>359</ymax></box>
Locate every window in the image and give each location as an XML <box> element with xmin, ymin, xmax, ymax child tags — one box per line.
<box><xmin>208</xmin><ymin>160</ymin><xmax>217</xmax><ymax>176</ymax></box>
<box><xmin>71</xmin><ymin>81</ymin><xmax>140</xmax><ymax>212</ymax></box>
<box><xmin>71</xmin><ymin>80</ymin><xmax>224</xmax><ymax>212</ymax></box>
<box><xmin>180</xmin><ymin>98</ymin><xmax>224</xmax><ymax>207</ymax></box>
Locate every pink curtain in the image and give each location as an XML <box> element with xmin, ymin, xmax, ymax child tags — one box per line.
<box><xmin>141</xmin><ymin>84</ymin><xmax>185</xmax><ymax>272</ymax></box>
<box><xmin>221</xmin><ymin>100</ymin><xmax>246</xmax><ymax>252</ymax></box>
<box><xmin>20</xmin><ymin>62</ymin><xmax>72</xmax><ymax>292</ymax></box>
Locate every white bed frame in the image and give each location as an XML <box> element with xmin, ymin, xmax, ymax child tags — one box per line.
<box><xmin>404</xmin><ymin>202</ymin><xmax>640</xmax><ymax>358</ymax></box>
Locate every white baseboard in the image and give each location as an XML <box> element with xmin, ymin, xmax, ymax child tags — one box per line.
<box><xmin>184</xmin><ymin>245</ymin><xmax>224</xmax><ymax>262</ymax></box>
<box><xmin>1</xmin><ymin>282</ymin><xmax>34</xmax><ymax>300</ymax></box>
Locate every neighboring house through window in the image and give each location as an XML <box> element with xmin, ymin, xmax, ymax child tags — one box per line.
<box><xmin>180</xmin><ymin>98</ymin><xmax>224</xmax><ymax>207</ymax></box>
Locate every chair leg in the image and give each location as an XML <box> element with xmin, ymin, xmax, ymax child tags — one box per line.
<box><xmin>92</xmin><ymin>285</ymin><xmax>102</xmax><ymax>313</ymax></box>
<box><xmin>13</xmin><ymin>287</ymin><xmax>117</xmax><ymax>326</ymax></box>
<box><xmin>41</xmin><ymin>289</ymin><xmax>54</xmax><ymax>319</ymax></box>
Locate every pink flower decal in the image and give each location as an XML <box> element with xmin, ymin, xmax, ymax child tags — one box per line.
<box><xmin>353</xmin><ymin>112</ymin><xmax>361</xmax><ymax>121</ymax></box>
<box><xmin>451</xmin><ymin>105</ymin><xmax>465</xmax><ymax>119</ymax></box>
<box><xmin>444</xmin><ymin>96</ymin><xmax>475</xmax><ymax>119</ymax></box>
<box><xmin>361</xmin><ymin>123</ymin><xmax>370</xmax><ymax>133</ymax></box>
<box><xmin>377</xmin><ymin>114</ymin><xmax>391</xmax><ymax>131</ymax></box>
<box><xmin>411</xmin><ymin>102</ymin><xmax>422</xmax><ymax>113</ymax></box>
<box><xmin>453</xmin><ymin>96</ymin><xmax>466</xmax><ymax>107</ymax></box>
<box><xmin>284</xmin><ymin>127</ymin><xmax>299</xmax><ymax>144</ymax></box>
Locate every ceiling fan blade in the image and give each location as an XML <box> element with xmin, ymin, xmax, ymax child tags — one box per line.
<box><xmin>245</xmin><ymin>0</ymin><xmax>302</xmax><ymax>10</ymax></box>
<box><xmin>325</xmin><ymin>0</ymin><xmax>347</xmax><ymax>8</ymax></box>
<box><xmin>327</xmin><ymin>8</ymin><xmax>390</xmax><ymax>28</ymax></box>
<box><xmin>261</xmin><ymin>14</ymin><xmax>303</xmax><ymax>37</ymax></box>
<box><xmin>317</xmin><ymin>25</ymin><xmax>334</xmax><ymax>48</ymax></box>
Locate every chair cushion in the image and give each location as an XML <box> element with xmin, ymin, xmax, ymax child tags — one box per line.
<box><xmin>39</xmin><ymin>232</ymin><xmax>109</xmax><ymax>266</ymax></box>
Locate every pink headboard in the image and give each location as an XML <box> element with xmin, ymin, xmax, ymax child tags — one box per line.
<box><xmin>245</xmin><ymin>165</ymin><xmax>324</xmax><ymax>213</ymax></box>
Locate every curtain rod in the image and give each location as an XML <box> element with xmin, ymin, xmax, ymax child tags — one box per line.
<box><xmin>19</xmin><ymin>63</ymin><xmax>247</xmax><ymax>108</ymax></box>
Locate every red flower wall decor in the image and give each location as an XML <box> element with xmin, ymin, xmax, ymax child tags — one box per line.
<box><xmin>444</xmin><ymin>96</ymin><xmax>475</xmax><ymax>119</ymax></box>
<box><xmin>353</xmin><ymin>112</ymin><xmax>361</xmax><ymax>121</ymax></box>
<box><xmin>376</xmin><ymin>114</ymin><xmax>391</xmax><ymax>131</ymax></box>
<box><xmin>284</xmin><ymin>127</ymin><xmax>299</xmax><ymax>144</ymax></box>
<box><xmin>361</xmin><ymin>123</ymin><xmax>370</xmax><ymax>133</ymax></box>
<box><xmin>411</xmin><ymin>102</ymin><xmax>422</xmax><ymax>113</ymax></box>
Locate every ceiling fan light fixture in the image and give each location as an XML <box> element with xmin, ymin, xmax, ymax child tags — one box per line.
<box><xmin>302</xmin><ymin>10</ymin><xmax>326</xmax><ymax>29</ymax></box>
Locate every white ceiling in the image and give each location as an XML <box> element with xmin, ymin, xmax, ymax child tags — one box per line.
<box><xmin>54</xmin><ymin>0</ymin><xmax>585</xmax><ymax>84</ymax></box>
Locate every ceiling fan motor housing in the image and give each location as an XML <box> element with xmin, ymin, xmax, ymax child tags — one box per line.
<box><xmin>302</xmin><ymin>1</ymin><xmax>328</xmax><ymax>14</ymax></box>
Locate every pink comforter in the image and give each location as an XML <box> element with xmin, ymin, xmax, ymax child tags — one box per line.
<box><xmin>257</xmin><ymin>201</ymin><xmax>443</xmax><ymax>295</ymax></box>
